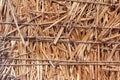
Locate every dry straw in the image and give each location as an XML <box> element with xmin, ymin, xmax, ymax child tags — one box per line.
<box><xmin>0</xmin><ymin>0</ymin><xmax>120</xmax><ymax>80</ymax></box>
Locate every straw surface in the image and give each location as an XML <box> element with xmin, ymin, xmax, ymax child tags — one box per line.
<box><xmin>0</xmin><ymin>0</ymin><xmax>120</xmax><ymax>80</ymax></box>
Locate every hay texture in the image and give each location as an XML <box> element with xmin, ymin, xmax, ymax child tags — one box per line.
<box><xmin>0</xmin><ymin>0</ymin><xmax>120</xmax><ymax>80</ymax></box>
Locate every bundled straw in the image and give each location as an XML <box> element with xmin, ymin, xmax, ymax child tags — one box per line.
<box><xmin>0</xmin><ymin>0</ymin><xmax>120</xmax><ymax>80</ymax></box>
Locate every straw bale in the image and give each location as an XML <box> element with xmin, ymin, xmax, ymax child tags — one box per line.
<box><xmin>0</xmin><ymin>0</ymin><xmax>120</xmax><ymax>80</ymax></box>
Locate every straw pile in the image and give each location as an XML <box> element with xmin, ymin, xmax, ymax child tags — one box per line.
<box><xmin>0</xmin><ymin>0</ymin><xmax>120</xmax><ymax>80</ymax></box>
